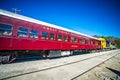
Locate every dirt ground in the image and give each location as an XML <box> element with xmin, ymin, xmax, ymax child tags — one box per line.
<box><xmin>74</xmin><ymin>53</ymin><xmax>120</xmax><ymax>80</ymax></box>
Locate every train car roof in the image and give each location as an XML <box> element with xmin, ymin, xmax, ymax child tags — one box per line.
<box><xmin>0</xmin><ymin>9</ymin><xmax>99</xmax><ymax>40</ymax></box>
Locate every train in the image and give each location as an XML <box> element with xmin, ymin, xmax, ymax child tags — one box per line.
<box><xmin>0</xmin><ymin>9</ymin><xmax>114</xmax><ymax>63</ymax></box>
<box><xmin>99</xmin><ymin>38</ymin><xmax>116</xmax><ymax>50</ymax></box>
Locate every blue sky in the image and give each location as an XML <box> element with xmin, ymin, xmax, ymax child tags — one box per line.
<box><xmin>0</xmin><ymin>0</ymin><xmax>120</xmax><ymax>38</ymax></box>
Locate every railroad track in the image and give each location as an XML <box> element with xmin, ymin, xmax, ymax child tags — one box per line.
<box><xmin>71</xmin><ymin>52</ymin><xmax>119</xmax><ymax>80</ymax></box>
<box><xmin>0</xmin><ymin>50</ymin><xmax>119</xmax><ymax>80</ymax></box>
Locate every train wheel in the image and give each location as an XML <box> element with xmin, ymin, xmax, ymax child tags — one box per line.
<box><xmin>8</xmin><ymin>52</ymin><xmax>17</xmax><ymax>63</ymax></box>
<box><xmin>0</xmin><ymin>52</ymin><xmax>17</xmax><ymax>64</ymax></box>
<box><xmin>42</xmin><ymin>50</ymin><xmax>49</xmax><ymax>58</ymax></box>
<box><xmin>45</xmin><ymin>50</ymin><xmax>50</xmax><ymax>58</ymax></box>
<box><xmin>0</xmin><ymin>55</ymin><xmax>10</xmax><ymax>64</ymax></box>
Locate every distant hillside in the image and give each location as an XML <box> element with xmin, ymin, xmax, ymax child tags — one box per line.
<box><xmin>93</xmin><ymin>35</ymin><xmax>120</xmax><ymax>48</ymax></box>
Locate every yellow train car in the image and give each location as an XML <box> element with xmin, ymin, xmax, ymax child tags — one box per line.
<box><xmin>99</xmin><ymin>37</ymin><xmax>116</xmax><ymax>50</ymax></box>
<box><xmin>99</xmin><ymin>38</ymin><xmax>107</xmax><ymax>49</ymax></box>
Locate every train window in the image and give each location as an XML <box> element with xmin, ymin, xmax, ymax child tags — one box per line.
<box><xmin>0</xmin><ymin>24</ymin><xmax>12</xmax><ymax>36</ymax></box>
<box><xmin>71</xmin><ymin>37</ymin><xmax>75</xmax><ymax>42</ymax></box>
<box><xmin>95</xmin><ymin>41</ymin><xmax>98</xmax><ymax>45</ymax></box>
<box><xmin>63</xmin><ymin>36</ymin><xmax>68</xmax><ymax>42</ymax></box>
<box><xmin>74</xmin><ymin>38</ymin><xmax>78</xmax><ymax>43</ymax></box>
<box><xmin>41</xmin><ymin>31</ymin><xmax>48</xmax><ymax>39</ymax></box>
<box><xmin>30</xmin><ymin>30</ymin><xmax>38</xmax><ymax>38</ymax></box>
<box><xmin>58</xmin><ymin>35</ymin><xmax>62</xmax><ymax>41</ymax></box>
<box><xmin>86</xmin><ymin>40</ymin><xmax>90</xmax><ymax>44</ymax></box>
<box><xmin>50</xmin><ymin>33</ymin><xmax>55</xmax><ymax>40</ymax></box>
<box><xmin>80</xmin><ymin>39</ymin><xmax>84</xmax><ymax>44</ymax></box>
<box><xmin>18</xmin><ymin>27</ymin><xmax>28</xmax><ymax>37</ymax></box>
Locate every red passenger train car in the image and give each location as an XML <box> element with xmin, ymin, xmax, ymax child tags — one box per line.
<box><xmin>0</xmin><ymin>9</ymin><xmax>101</xmax><ymax>63</ymax></box>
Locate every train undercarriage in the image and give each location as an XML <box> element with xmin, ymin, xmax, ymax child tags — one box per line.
<box><xmin>0</xmin><ymin>51</ymin><xmax>17</xmax><ymax>64</ymax></box>
<box><xmin>0</xmin><ymin>49</ymin><xmax>103</xmax><ymax>64</ymax></box>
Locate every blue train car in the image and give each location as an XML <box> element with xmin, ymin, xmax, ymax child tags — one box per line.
<box><xmin>106</xmin><ymin>40</ymin><xmax>110</xmax><ymax>48</ymax></box>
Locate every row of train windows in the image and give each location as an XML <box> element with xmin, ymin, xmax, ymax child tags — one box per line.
<box><xmin>0</xmin><ymin>24</ymin><xmax>98</xmax><ymax>45</ymax></box>
<box><xmin>18</xmin><ymin>27</ymin><xmax>38</xmax><ymax>38</ymax></box>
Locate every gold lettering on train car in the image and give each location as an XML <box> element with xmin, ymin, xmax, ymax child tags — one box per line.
<box><xmin>43</xmin><ymin>26</ymin><xmax>46</xmax><ymax>29</ymax></box>
<box><xmin>54</xmin><ymin>29</ymin><xmax>57</xmax><ymax>32</ymax></box>
<box><xmin>47</xmin><ymin>27</ymin><xmax>50</xmax><ymax>30</ymax></box>
<box><xmin>59</xmin><ymin>30</ymin><xmax>61</xmax><ymax>33</ymax></box>
<box><xmin>71</xmin><ymin>45</ymin><xmax>78</xmax><ymax>48</ymax></box>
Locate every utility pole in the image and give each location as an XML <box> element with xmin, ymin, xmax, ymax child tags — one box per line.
<box><xmin>12</xmin><ymin>8</ymin><xmax>21</xmax><ymax>14</ymax></box>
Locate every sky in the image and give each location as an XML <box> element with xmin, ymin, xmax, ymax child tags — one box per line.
<box><xmin>0</xmin><ymin>0</ymin><xmax>120</xmax><ymax>38</ymax></box>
